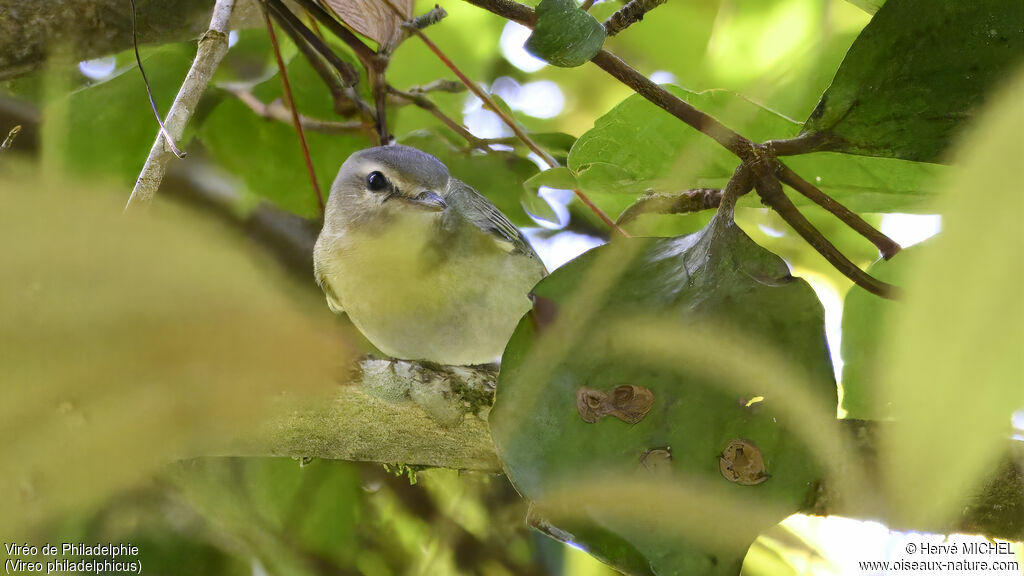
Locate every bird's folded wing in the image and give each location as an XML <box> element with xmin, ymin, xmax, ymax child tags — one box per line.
<box><xmin>447</xmin><ymin>179</ymin><xmax>542</xmax><ymax>263</ymax></box>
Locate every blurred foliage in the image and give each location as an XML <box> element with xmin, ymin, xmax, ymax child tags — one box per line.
<box><xmin>2</xmin><ymin>0</ymin><xmax>1023</xmax><ymax>575</ymax></box>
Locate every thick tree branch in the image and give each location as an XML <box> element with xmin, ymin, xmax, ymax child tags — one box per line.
<box><xmin>225</xmin><ymin>358</ymin><xmax>501</xmax><ymax>471</ymax></box>
<box><xmin>0</xmin><ymin>0</ymin><xmax>264</xmax><ymax>81</ymax></box>
<box><xmin>222</xmin><ymin>362</ymin><xmax>1024</xmax><ymax>541</ymax></box>
<box><xmin>126</xmin><ymin>0</ymin><xmax>236</xmax><ymax>211</ymax></box>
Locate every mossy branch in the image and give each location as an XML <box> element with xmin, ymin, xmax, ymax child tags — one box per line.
<box><xmin>220</xmin><ymin>361</ymin><xmax>1024</xmax><ymax>541</ymax></box>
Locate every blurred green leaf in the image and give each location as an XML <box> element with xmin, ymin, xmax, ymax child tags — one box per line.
<box><xmin>0</xmin><ymin>168</ymin><xmax>346</xmax><ymax>537</ymax></box>
<box><xmin>526</xmin><ymin>0</ymin><xmax>606</xmax><ymax>67</ymax></box>
<box><xmin>802</xmin><ymin>0</ymin><xmax>1024</xmax><ymax>162</ymax></box>
<box><xmin>492</xmin><ymin>214</ymin><xmax>837</xmax><ymax>575</ymax></box>
<box><xmin>878</xmin><ymin>68</ymin><xmax>1024</xmax><ymax>528</ymax></box>
<box><xmin>840</xmin><ymin>244</ymin><xmax>928</xmax><ymax>420</ymax></box>
<box><xmin>569</xmin><ymin>86</ymin><xmax>944</xmax><ymax>215</ymax></box>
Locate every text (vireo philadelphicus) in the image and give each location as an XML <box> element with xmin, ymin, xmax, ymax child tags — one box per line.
<box><xmin>314</xmin><ymin>145</ymin><xmax>547</xmax><ymax>365</ymax></box>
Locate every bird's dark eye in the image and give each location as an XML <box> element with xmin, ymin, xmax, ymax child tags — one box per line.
<box><xmin>366</xmin><ymin>171</ymin><xmax>389</xmax><ymax>192</ymax></box>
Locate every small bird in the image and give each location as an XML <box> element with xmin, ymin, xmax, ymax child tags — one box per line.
<box><xmin>314</xmin><ymin>145</ymin><xmax>547</xmax><ymax>365</ymax></box>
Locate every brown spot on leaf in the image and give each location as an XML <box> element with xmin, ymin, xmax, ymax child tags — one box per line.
<box><xmin>639</xmin><ymin>447</ymin><xmax>673</xmax><ymax>476</ymax></box>
<box><xmin>719</xmin><ymin>439</ymin><xmax>769</xmax><ymax>486</ymax></box>
<box><xmin>575</xmin><ymin>385</ymin><xmax>654</xmax><ymax>424</ymax></box>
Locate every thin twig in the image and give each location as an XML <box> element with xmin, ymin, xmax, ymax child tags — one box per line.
<box><xmin>616</xmin><ymin>187</ymin><xmax>723</xmax><ymax>225</ymax></box>
<box><xmin>765</xmin><ymin>131</ymin><xmax>833</xmax><ymax>156</ymax></box>
<box><xmin>405</xmin><ymin>5</ymin><xmax>449</xmax><ymax>30</ymax></box>
<box><xmin>1</xmin><ymin>125</ymin><xmax>20</xmax><ymax>152</ymax></box>
<box><xmin>752</xmin><ymin>165</ymin><xmax>900</xmax><ymax>299</ymax></box>
<box><xmin>263</xmin><ymin>0</ymin><xmax>360</xmax><ymax>85</ymax></box>
<box><xmin>289</xmin><ymin>0</ymin><xmax>378</xmax><ymax>67</ymax></box>
<box><xmin>370</xmin><ymin>67</ymin><xmax>391</xmax><ymax>144</ymax></box>
<box><xmin>265</xmin><ymin>11</ymin><xmax>325</xmax><ymax>215</ymax></box>
<box><xmin>263</xmin><ymin>0</ymin><xmax>379</xmax><ymax>140</ymax></box>
<box><xmin>603</xmin><ymin>0</ymin><xmax>667</xmax><ymax>37</ymax></box>
<box><xmin>129</xmin><ymin>0</ymin><xmax>186</xmax><ymax>159</ymax></box>
<box><xmin>716</xmin><ymin>165</ymin><xmax>754</xmax><ymax>219</ymax></box>
<box><xmin>402</xmin><ymin>21</ymin><xmax>558</xmax><ymax>166</ymax></box>
<box><xmin>776</xmin><ymin>162</ymin><xmax>901</xmax><ymax>259</ymax></box>
<box><xmin>226</xmin><ymin>87</ymin><xmax>364</xmax><ymax>133</ymax></box>
<box><xmin>407</xmin><ymin>79</ymin><xmax>466</xmax><ymax>94</ymax></box>
<box><xmin>126</xmin><ymin>0</ymin><xmax>235</xmax><ymax>211</ymax></box>
<box><xmin>461</xmin><ymin>0</ymin><xmax>753</xmax><ymax>159</ymax></box>
<box><xmin>388</xmin><ymin>86</ymin><xmax>491</xmax><ymax>151</ymax></box>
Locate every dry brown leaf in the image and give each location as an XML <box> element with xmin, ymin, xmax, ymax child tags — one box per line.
<box><xmin>323</xmin><ymin>0</ymin><xmax>414</xmax><ymax>49</ymax></box>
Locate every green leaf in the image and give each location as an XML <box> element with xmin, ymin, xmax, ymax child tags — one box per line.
<box><xmin>569</xmin><ymin>86</ymin><xmax>945</xmax><ymax>214</ymax></box>
<box><xmin>875</xmin><ymin>69</ymin><xmax>1024</xmax><ymax>529</ymax></box>
<box><xmin>802</xmin><ymin>0</ymin><xmax>1024</xmax><ymax>162</ymax></box>
<box><xmin>492</xmin><ymin>215</ymin><xmax>837</xmax><ymax>575</ymax></box>
<box><xmin>525</xmin><ymin>0</ymin><xmax>607</xmax><ymax>67</ymax></box>
<box><xmin>50</xmin><ymin>43</ymin><xmax>195</xmax><ymax>182</ymax></box>
<box><xmin>843</xmin><ymin>0</ymin><xmax>884</xmax><ymax>14</ymax></box>
<box><xmin>199</xmin><ymin>96</ymin><xmax>370</xmax><ymax>218</ymax></box>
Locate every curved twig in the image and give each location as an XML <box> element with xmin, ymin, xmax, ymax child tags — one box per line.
<box><xmin>126</xmin><ymin>0</ymin><xmax>235</xmax><ymax>210</ymax></box>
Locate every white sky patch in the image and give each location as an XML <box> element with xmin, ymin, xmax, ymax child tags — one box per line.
<box><xmin>1014</xmin><ymin>410</ymin><xmax>1024</xmax><ymax>442</ymax></box>
<box><xmin>463</xmin><ymin>109</ymin><xmax>510</xmax><ymax>139</ymax></box>
<box><xmin>516</xmin><ymin>81</ymin><xmax>564</xmax><ymax>118</ymax></box>
<box><xmin>800</xmin><ymin>273</ymin><xmax>845</xmax><ymax>387</ymax></box>
<box><xmin>79</xmin><ymin>56</ymin><xmax>117</xmax><ymax>80</ymax></box>
<box><xmin>523</xmin><ymin>229</ymin><xmax>605</xmax><ymax>271</ymax></box>
<box><xmin>649</xmin><ymin>70</ymin><xmax>677</xmax><ymax>85</ymax></box>
<box><xmin>532</xmin><ymin>186</ymin><xmax>574</xmax><ymax>229</ymax></box>
<box><xmin>487</xmin><ymin>76</ymin><xmax>565</xmax><ymax>119</ymax></box>
<box><xmin>526</xmin><ymin>152</ymin><xmax>550</xmax><ymax>170</ymax></box>
<box><xmin>880</xmin><ymin>213</ymin><xmax>942</xmax><ymax>247</ymax></box>
<box><xmin>228</xmin><ymin>30</ymin><xmax>240</xmax><ymax>48</ymax></box>
<box><xmin>500</xmin><ymin>22</ymin><xmax>547</xmax><ymax>72</ymax></box>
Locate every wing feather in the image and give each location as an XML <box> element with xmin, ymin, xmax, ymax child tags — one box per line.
<box><xmin>446</xmin><ymin>179</ymin><xmax>543</xmax><ymax>263</ymax></box>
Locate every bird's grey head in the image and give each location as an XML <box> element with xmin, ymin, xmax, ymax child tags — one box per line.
<box><xmin>325</xmin><ymin>145</ymin><xmax>451</xmax><ymax>226</ymax></box>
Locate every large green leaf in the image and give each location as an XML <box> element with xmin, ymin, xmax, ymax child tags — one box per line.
<box><xmin>492</xmin><ymin>215</ymin><xmax>838</xmax><ymax>575</ymax></box>
<box><xmin>569</xmin><ymin>87</ymin><xmax>944</xmax><ymax>215</ymax></box>
<box><xmin>49</xmin><ymin>43</ymin><xmax>195</xmax><ymax>182</ymax></box>
<box><xmin>525</xmin><ymin>0</ymin><xmax>606</xmax><ymax>67</ymax></box>
<box><xmin>802</xmin><ymin>0</ymin><xmax>1024</xmax><ymax>163</ymax></box>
